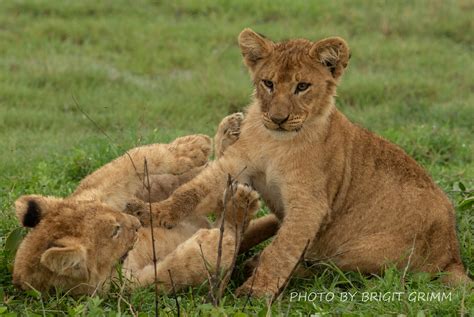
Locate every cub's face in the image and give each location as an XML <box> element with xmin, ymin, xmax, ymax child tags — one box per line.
<box><xmin>238</xmin><ymin>28</ymin><xmax>350</xmax><ymax>134</ymax></box>
<box><xmin>12</xmin><ymin>195</ymin><xmax>141</xmax><ymax>294</ymax></box>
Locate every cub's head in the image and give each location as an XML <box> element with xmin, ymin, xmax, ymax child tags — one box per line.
<box><xmin>12</xmin><ymin>195</ymin><xmax>141</xmax><ymax>295</ymax></box>
<box><xmin>238</xmin><ymin>28</ymin><xmax>350</xmax><ymax>134</ymax></box>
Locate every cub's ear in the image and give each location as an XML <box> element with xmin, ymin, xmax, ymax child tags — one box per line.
<box><xmin>238</xmin><ymin>28</ymin><xmax>273</xmax><ymax>69</ymax></box>
<box><xmin>309</xmin><ymin>37</ymin><xmax>350</xmax><ymax>80</ymax></box>
<box><xmin>40</xmin><ymin>239</ymin><xmax>89</xmax><ymax>280</ymax></box>
<box><xmin>14</xmin><ymin>195</ymin><xmax>51</xmax><ymax>228</ymax></box>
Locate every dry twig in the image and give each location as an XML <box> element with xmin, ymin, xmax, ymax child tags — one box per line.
<box><xmin>144</xmin><ymin>159</ymin><xmax>160</xmax><ymax>316</ymax></box>
<box><xmin>401</xmin><ymin>235</ymin><xmax>417</xmax><ymax>286</ymax></box>
<box><xmin>199</xmin><ymin>243</ymin><xmax>217</xmax><ymax>304</ymax></box>
<box><xmin>217</xmin><ymin>180</ymin><xmax>250</xmax><ymax>298</ymax></box>
<box><xmin>208</xmin><ymin>175</ymin><xmax>233</xmax><ymax>305</ymax></box>
<box><xmin>242</xmin><ymin>255</ymin><xmax>260</xmax><ymax>311</ymax></box>
<box><xmin>167</xmin><ymin>270</ymin><xmax>181</xmax><ymax>317</ymax></box>
<box><xmin>269</xmin><ymin>239</ymin><xmax>311</xmax><ymax>305</ymax></box>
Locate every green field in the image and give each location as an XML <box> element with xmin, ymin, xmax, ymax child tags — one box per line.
<box><xmin>0</xmin><ymin>0</ymin><xmax>473</xmax><ymax>315</ymax></box>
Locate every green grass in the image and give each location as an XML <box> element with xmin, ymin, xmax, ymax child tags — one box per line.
<box><xmin>0</xmin><ymin>0</ymin><xmax>473</xmax><ymax>315</ymax></box>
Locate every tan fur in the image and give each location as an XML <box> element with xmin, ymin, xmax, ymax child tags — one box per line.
<box><xmin>132</xmin><ymin>29</ymin><xmax>471</xmax><ymax>297</ymax></box>
<box><xmin>122</xmin><ymin>114</ymin><xmax>263</xmax><ymax>291</ymax></box>
<box><xmin>13</xmin><ymin>196</ymin><xmax>142</xmax><ymax>294</ymax></box>
<box><xmin>214</xmin><ymin>112</ymin><xmax>244</xmax><ymax>158</ymax></box>
<box><xmin>239</xmin><ymin>214</ymin><xmax>280</xmax><ymax>254</ymax></box>
<box><xmin>13</xmin><ymin>134</ymin><xmax>213</xmax><ymax>294</ymax></box>
<box><xmin>130</xmin><ymin>184</ymin><xmax>260</xmax><ymax>292</ymax></box>
<box><xmin>72</xmin><ymin>134</ymin><xmax>212</xmax><ymax>210</ymax></box>
<box><xmin>13</xmin><ymin>116</ymin><xmax>265</xmax><ymax>295</ymax></box>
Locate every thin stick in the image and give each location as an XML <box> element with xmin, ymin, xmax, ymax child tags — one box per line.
<box><xmin>167</xmin><ymin>270</ymin><xmax>181</xmax><ymax>317</ymax></box>
<box><xmin>217</xmin><ymin>183</ymin><xmax>250</xmax><ymax>298</ymax></box>
<box><xmin>234</xmin><ymin>166</ymin><xmax>248</xmax><ymax>181</ymax></box>
<box><xmin>401</xmin><ymin>235</ymin><xmax>416</xmax><ymax>286</ymax></box>
<box><xmin>242</xmin><ymin>250</ymin><xmax>261</xmax><ymax>311</ymax></box>
<box><xmin>239</xmin><ymin>193</ymin><xmax>262</xmax><ymax>310</ymax></box>
<box><xmin>144</xmin><ymin>158</ymin><xmax>159</xmax><ymax>317</ymax></box>
<box><xmin>208</xmin><ymin>175</ymin><xmax>234</xmax><ymax>305</ymax></box>
<box><xmin>200</xmin><ymin>243</ymin><xmax>216</xmax><ymax>304</ymax></box>
<box><xmin>116</xmin><ymin>281</ymin><xmax>138</xmax><ymax>317</ymax></box>
<box><xmin>270</xmin><ymin>239</ymin><xmax>311</xmax><ymax>305</ymax></box>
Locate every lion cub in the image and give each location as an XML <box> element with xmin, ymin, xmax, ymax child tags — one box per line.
<box><xmin>130</xmin><ymin>29</ymin><xmax>472</xmax><ymax>297</ymax></box>
<box><xmin>12</xmin><ymin>115</ymin><xmax>261</xmax><ymax>295</ymax></box>
<box><xmin>12</xmin><ymin>134</ymin><xmax>212</xmax><ymax>294</ymax></box>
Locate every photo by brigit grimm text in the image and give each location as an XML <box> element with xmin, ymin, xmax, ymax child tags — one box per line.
<box><xmin>289</xmin><ymin>291</ymin><xmax>453</xmax><ymax>303</ymax></box>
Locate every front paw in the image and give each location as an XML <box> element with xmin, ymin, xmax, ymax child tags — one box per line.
<box><xmin>155</xmin><ymin>208</ymin><xmax>179</xmax><ymax>229</ymax></box>
<box><xmin>220</xmin><ymin>112</ymin><xmax>244</xmax><ymax>141</ymax></box>
<box><xmin>228</xmin><ymin>183</ymin><xmax>259</xmax><ymax>212</ymax></box>
<box><xmin>215</xmin><ymin>113</ymin><xmax>244</xmax><ymax>156</ymax></box>
<box><xmin>124</xmin><ymin>199</ymin><xmax>150</xmax><ymax>226</ymax></box>
<box><xmin>223</xmin><ymin>183</ymin><xmax>260</xmax><ymax>226</ymax></box>
<box><xmin>169</xmin><ymin>134</ymin><xmax>212</xmax><ymax>173</ymax></box>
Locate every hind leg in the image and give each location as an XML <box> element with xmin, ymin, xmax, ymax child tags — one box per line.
<box><xmin>322</xmin><ymin>234</ymin><xmax>472</xmax><ymax>287</ymax></box>
<box><xmin>311</xmin><ymin>232</ymin><xmax>447</xmax><ymax>275</ymax></box>
<box><xmin>325</xmin><ymin>234</ymin><xmax>415</xmax><ymax>273</ymax></box>
<box><xmin>239</xmin><ymin>214</ymin><xmax>280</xmax><ymax>253</ymax></box>
<box><xmin>130</xmin><ymin>228</ymin><xmax>236</xmax><ymax>292</ymax></box>
<box><xmin>130</xmin><ymin>182</ymin><xmax>260</xmax><ymax>292</ymax></box>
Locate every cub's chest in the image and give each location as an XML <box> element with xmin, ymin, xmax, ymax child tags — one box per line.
<box><xmin>250</xmin><ymin>170</ymin><xmax>285</xmax><ymax>220</ymax></box>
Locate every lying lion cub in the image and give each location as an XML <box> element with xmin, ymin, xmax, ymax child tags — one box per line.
<box><xmin>12</xmin><ymin>114</ymin><xmax>263</xmax><ymax>295</ymax></box>
<box><xmin>129</xmin><ymin>29</ymin><xmax>472</xmax><ymax>297</ymax></box>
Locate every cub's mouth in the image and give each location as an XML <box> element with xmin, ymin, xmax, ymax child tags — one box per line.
<box><xmin>119</xmin><ymin>250</ymin><xmax>130</xmax><ymax>264</ymax></box>
<box><xmin>118</xmin><ymin>235</ymin><xmax>138</xmax><ymax>264</ymax></box>
<box><xmin>262</xmin><ymin>113</ymin><xmax>305</xmax><ymax>132</ymax></box>
<box><xmin>263</xmin><ymin>121</ymin><xmax>303</xmax><ymax>133</ymax></box>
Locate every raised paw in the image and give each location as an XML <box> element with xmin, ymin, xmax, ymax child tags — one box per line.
<box><xmin>223</xmin><ymin>183</ymin><xmax>259</xmax><ymax>227</ymax></box>
<box><xmin>168</xmin><ymin>134</ymin><xmax>212</xmax><ymax>173</ymax></box>
<box><xmin>215</xmin><ymin>112</ymin><xmax>244</xmax><ymax>157</ymax></box>
<box><xmin>227</xmin><ymin>183</ymin><xmax>259</xmax><ymax>211</ymax></box>
<box><xmin>219</xmin><ymin>112</ymin><xmax>244</xmax><ymax>141</ymax></box>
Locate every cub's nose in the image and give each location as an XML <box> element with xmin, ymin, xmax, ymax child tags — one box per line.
<box><xmin>270</xmin><ymin>115</ymin><xmax>289</xmax><ymax>125</ymax></box>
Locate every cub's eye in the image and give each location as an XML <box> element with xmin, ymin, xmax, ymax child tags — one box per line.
<box><xmin>262</xmin><ymin>79</ymin><xmax>274</xmax><ymax>90</ymax></box>
<box><xmin>112</xmin><ymin>224</ymin><xmax>121</xmax><ymax>238</ymax></box>
<box><xmin>295</xmin><ymin>82</ymin><xmax>311</xmax><ymax>94</ymax></box>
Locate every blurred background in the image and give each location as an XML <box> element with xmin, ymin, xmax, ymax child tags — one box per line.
<box><xmin>1</xmin><ymin>0</ymin><xmax>472</xmax><ymax>173</ymax></box>
<box><xmin>0</xmin><ymin>0</ymin><xmax>472</xmax><ymax>314</ymax></box>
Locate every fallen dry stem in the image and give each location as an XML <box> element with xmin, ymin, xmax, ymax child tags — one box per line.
<box><xmin>167</xmin><ymin>270</ymin><xmax>181</xmax><ymax>317</ymax></box>
<box><xmin>270</xmin><ymin>239</ymin><xmax>311</xmax><ymax>305</ymax></box>
<box><xmin>144</xmin><ymin>158</ymin><xmax>160</xmax><ymax>317</ymax></box>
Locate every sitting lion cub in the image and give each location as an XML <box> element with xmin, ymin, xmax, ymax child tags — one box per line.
<box><xmin>129</xmin><ymin>29</ymin><xmax>472</xmax><ymax>297</ymax></box>
<box><xmin>12</xmin><ymin>114</ymin><xmax>262</xmax><ymax>295</ymax></box>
